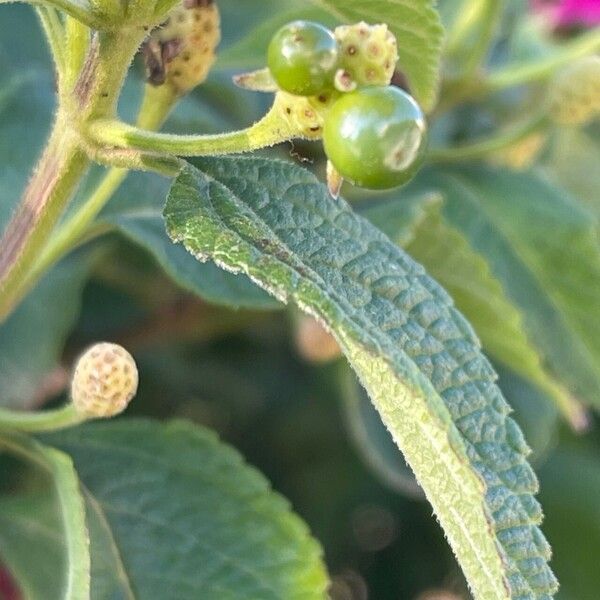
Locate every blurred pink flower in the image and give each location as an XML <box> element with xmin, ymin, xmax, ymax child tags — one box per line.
<box><xmin>532</xmin><ymin>0</ymin><xmax>600</xmax><ymax>28</ymax></box>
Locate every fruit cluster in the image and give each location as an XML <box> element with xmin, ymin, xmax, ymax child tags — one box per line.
<box><xmin>266</xmin><ymin>20</ymin><xmax>427</xmax><ymax>190</ymax></box>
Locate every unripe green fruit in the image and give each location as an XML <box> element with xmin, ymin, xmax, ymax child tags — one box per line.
<box><xmin>548</xmin><ymin>55</ymin><xmax>600</xmax><ymax>126</ymax></box>
<box><xmin>144</xmin><ymin>0</ymin><xmax>221</xmax><ymax>96</ymax></box>
<box><xmin>268</xmin><ymin>21</ymin><xmax>339</xmax><ymax>96</ymax></box>
<box><xmin>334</xmin><ymin>22</ymin><xmax>398</xmax><ymax>91</ymax></box>
<box><xmin>71</xmin><ymin>343</ymin><xmax>138</xmax><ymax>418</ymax></box>
<box><xmin>323</xmin><ymin>86</ymin><xmax>427</xmax><ymax>190</ymax></box>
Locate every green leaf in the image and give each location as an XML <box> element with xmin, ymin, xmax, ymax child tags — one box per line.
<box><xmin>339</xmin><ymin>366</ymin><xmax>424</xmax><ymax>499</ymax></box>
<box><xmin>0</xmin><ymin>429</ymin><xmax>90</xmax><ymax>600</ymax></box>
<box><xmin>40</xmin><ymin>419</ymin><xmax>328</xmax><ymax>599</ymax></box>
<box><xmin>0</xmin><ymin>486</ymin><xmax>145</xmax><ymax>600</ymax></box>
<box><xmin>358</xmin><ymin>189</ymin><xmax>443</xmax><ymax>247</ymax></box>
<box><xmin>403</xmin><ymin>201</ymin><xmax>583</xmax><ymax>427</ymax></box>
<box><xmin>98</xmin><ymin>171</ymin><xmax>279</xmax><ymax>310</ymax></box>
<box><xmin>309</xmin><ymin>0</ymin><xmax>444</xmax><ymax>111</ymax></box>
<box><xmin>164</xmin><ymin>156</ymin><xmax>557</xmax><ymax>599</ymax></box>
<box><xmin>415</xmin><ymin>165</ymin><xmax>600</xmax><ymax>411</ymax></box>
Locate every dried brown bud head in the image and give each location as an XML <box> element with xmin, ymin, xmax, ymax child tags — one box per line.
<box><xmin>144</xmin><ymin>0</ymin><xmax>220</xmax><ymax>95</ymax></box>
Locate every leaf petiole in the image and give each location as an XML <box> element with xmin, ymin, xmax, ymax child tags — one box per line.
<box><xmin>0</xmin><ymin>404</ymin><xmax>85</xmax><ymax>433</ymax></box>
<box><xmin>86</xmin><ymin>101</ymin><xmax>303</xmax><ymax>157</ymax></box>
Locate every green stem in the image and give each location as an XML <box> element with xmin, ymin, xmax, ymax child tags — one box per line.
<box><xmin>0</xmin><ymin>0</ymin><xmax>102</xmax><ymax>28</ymax></box>
<box><xmin>64</xmin><ymin>16</ymin><xmax>91</xmax><ymax>92</ymax></box>
<box><xmin>36</xmin><ymin>6</ymin><xmax>66</xmax><ymax>78</ymax></box>
<box><xmin>428</xmin><ymin>114</ymin><xmax>548</xmax><ymax>163</ymax></box>
<box><xmin>0</xmin><ymin>404</ymin><xmax>85</xmax><ymax>433</ymax></box>
<box><xmin>0</xmin><ymin>28</ymin><xmax>147</xmax><ymax>323</ymax></box>
<box><xmin>0</xmin><ymin>121</ymin><xmax>90</xmax><ymax>322</ymax></box>
<box><xmin>486</xmin><ymin>27</ymin><xmax>600</xmax><ymax>91</ymax></box>
<box><xmin>32</xmin><ymin>84</ymin><xmax>180</xmax><ymax>288</ymax></box>
<box><xmin>87</xmin><ymin>102</ymin><xmax>299</xmax><ymax>156</ymax></box>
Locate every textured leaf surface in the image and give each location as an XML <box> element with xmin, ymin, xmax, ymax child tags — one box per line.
<box><xmin>41</xmin><ymin>419</ymin><xmax>328</xmax><ymax>600</ymax></box>
<box><xmin>395</xmin><ymin>202</ymin><xmax>579</xmax><ymax>425</ymax></box>
<box><xmin>309</xmin><ymin>0</ymin><xmax>444</xmax><ymax>110</ymax></box>
<box><xmin>415</xmin><ymin>166</ymin><xmax>600</xmax><ymax>410</ymax></box>
<box><xmin>165</xmin><ymin>156</ymin><xmax>557</xmax><ymax>598</ymax></box>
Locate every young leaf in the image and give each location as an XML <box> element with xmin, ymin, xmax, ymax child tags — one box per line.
<box><xmin>417</xmin><ymin>166</ymin><xmax>600</xmax><ymax>411</ymax></box>
<box><xmin>309</xmin><ymin>0</ymin><xmax>444</xmax><ymax>111</ymax></box>
<box><xmin>164</xmin><ymin>156</ymin><xmax>557</xmax><ymax>599</ymax></box>
<box><xmin>0</xmin><ymin>429</ymin><xmax>90</xmax><ymax>600</ymax></box>
<box><xmin>41</xmin><ymin>419</ymin><xmax>329</xmax><ymax>599</ymax></box>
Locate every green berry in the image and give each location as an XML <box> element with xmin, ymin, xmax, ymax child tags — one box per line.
<box><xmin>334</xmin><ymin>22</ymin><xmax>398</xmax><ymax>90</ymax></box>
<box><xmin>323</xmin><ymin>86</ymin><xmax>427</xmax><ymax>190</ymax></box>
<box><xmin>267</xmin><ymin>21</ymin><xmax>339</xmax><ymax>96</ymax></box>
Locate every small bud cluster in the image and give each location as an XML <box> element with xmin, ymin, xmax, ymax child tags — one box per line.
<box><xmin>71</xmin><ymin>343</ymin><xmax>138</xmax><ymax>418</ymax></box>
<box><xmin>144</xmin><ymin>0</ymin><xmax>220</xmax><ymax>96</ymax></box>
<box><xmin>548</xmin><ymin>55</ymin><xmax>600</xmax><ymax>125</ymax></box>
<box><xmin>334</xmin><ymin>22</ymin><xmax>398</xmax><ymax>91</ymax></box>
<box><xmin>274</xmin><ymin>90</ymin><xmax>339</xmax><ymax>139</ymax></box>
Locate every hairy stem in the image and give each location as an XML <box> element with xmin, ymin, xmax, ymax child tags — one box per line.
<box><xmin>87</xmin><ymin>102</ymin><xmax>300</xmax><ymax>156</ymax></box>
<box><xmin>36</xmin><ymin>6</ymin><xmax>66</xmax><ymax>78</ymax></box>
<box><xmin>0</xmin><ymin>27</ymin><xmax>147</xmax><ymax>323</ymax></box>
<box><xmin>0</xmin><ymin>0</ymin><xmax>101</xmax><ymax>28</ymax></box>
<box><xmin>32</xmin><ymin>84</ymin><xmax>179</xmax><ymax>287</ymax></box>
<box><xmin>0</xmin><ymin>120</ymin><xmax>89</xmax><ymax>322</ymax></box>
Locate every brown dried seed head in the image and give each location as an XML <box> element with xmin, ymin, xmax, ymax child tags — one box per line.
<box><xmin>71</xmin><ymin>343</ymin><xmax>138</xmax><ymax>418</ymax></box>
<box><xmin>144</xmin><ymin>0</ymin><xmax>221</xmax><ymax>95</ymax></box>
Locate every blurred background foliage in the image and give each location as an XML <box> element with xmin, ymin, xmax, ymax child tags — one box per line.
<box><xmin>0</xmin><ymin>0</ymin><xmax>599</xmax><ymax>598</ymax></box>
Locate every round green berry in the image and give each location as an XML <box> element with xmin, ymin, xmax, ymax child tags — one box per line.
<box><xmin>267</xmin><ymin>21</ymin><xmax>339</xmax><ymax>96</ymax></box>
<box><xmin>323</xmin><ymin>86</ymin><xmax>427</xmax><ymax>190</ymax></box>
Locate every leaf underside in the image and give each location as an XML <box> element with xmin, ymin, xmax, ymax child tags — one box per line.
<box><xmin>164</xmin><ymin>156</ymin><xmax>557</xmax><ymax>599</ymax></box>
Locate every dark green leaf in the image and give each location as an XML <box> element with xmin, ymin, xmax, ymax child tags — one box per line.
<box><xmin>41</xmin><ymin>419</ymin><xmax>329</xmax><ymax>599</ymax></box>
<box><xmin>414</xmin><ymin>165</ymin><xmax>600</xmax><ymax>410</ymax></box>
<box><xmin>164</xmin><ymin>156</ymin><xmax>557</xmax><ymax>598</ymax></box>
